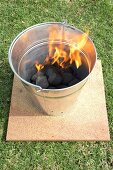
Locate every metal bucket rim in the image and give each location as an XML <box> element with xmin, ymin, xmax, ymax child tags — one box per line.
<box><xmin>8</xmin><ymin>22</ymin><xmax>97</xmax><ymax>92</ymax></box>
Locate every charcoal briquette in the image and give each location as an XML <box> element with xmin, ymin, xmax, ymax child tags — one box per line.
<box><xmin>48</xmin><ymin>72</ymin><xmax>62</xmax><ymax>86</ymax></box>
<box><xmin>30</xmin><ymin>70</ymin><xmax>45</xmax><ymax>84</ymax></box>
<box><xmin>70</xmin><ymin>64</ymin><xmax>78</xmax><ymax>76</ymax></box>
<box><xmin>45</xmin><ymin>67</ymin><xmax>54</xmax><ymax>77</ymax></box>
<box><xmin>30</xmin><ymin>73</ymin><xmax>38</xmax><ymax>82</ymax></box>
<box><xmin>45</xmin><ymin>65</ymin><xmax>59</xmax><ymax>77</ymax></box>
<box><xmin>62</xmin><ymin>72</ymin><xmax>74</xmax><ymax>85</ymax></box>
<box><xmin>38</xmin><ymin>70</ymin><xmax>45</xmax><ymax>76</ymax></box>
<box><xmin>26</xmin><ymin>66</ymin><xmax>37</xmax><ymax>82</ymax></box>
<box><xmin>60</xmin><ymin>66</ymin><xmax>72</xmax><ymax>74</ymax></box>
<box><xmin>68</xmin><ymin>78</ymin><xmax>80</xmax><ymax>86</ymax></box>
<box><xmin>76</xmin><ymin>64</ymin><xmax>89</xmax><ymax>80</ymax></box>
<box><xmin>36</xmin><ymin>75</ymin><xmax>49</xmax><ymax>89</ymax></box>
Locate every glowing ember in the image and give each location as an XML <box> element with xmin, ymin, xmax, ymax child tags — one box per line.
<box><xmin>35</xmin><ymin>25</ymin><xmax>89</xmax><ymax>72</ymax></box>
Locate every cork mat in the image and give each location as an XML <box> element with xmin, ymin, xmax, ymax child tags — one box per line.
<box><xmin>6</xmin><ymin>60</ymin><xmax>110</xmax><ymax>141</ymax></box>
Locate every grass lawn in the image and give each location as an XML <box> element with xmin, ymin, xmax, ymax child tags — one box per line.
<box><xmin>0</xmin><ymin>0</ymin><xmax>113</xmax><ymax>169</ymax></box>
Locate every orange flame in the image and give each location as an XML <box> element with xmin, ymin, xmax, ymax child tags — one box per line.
<box><xmin>35</xmin><ymin>25</ymin><xmax>89</xmax><ymax>72</ymax></box>
<box><xmin>35</xmin><ymin>63</ymin><xmax>44</xmax><ymax>72</ymax></box>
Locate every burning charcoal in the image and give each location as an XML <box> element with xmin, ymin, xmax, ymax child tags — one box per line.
<box><xmin>62</xmin><ymin>72</ymin><xmax>74</xmax><ymax>85</ymax></box>
<box><xmin>30</xmin><ymin>73</ymin><xmax>38</xmax><ymax>83</ymax></box>
<box><xmin>67</xmin><ymin>67</ymin><xmax>73</xmax><ymax>73</ymax></box>
<box><xmin>58</xmin><ymin>57</ymin><xmax>64</xmax><ymax>63</ymax></box>
<box><xmin>61</xmin><ymin>61</ymin><xmax>71</xmax><ymax>69</ymax></box>
<box><xmin>47</xmin><ymin>86</ymin><xmax>56</xmax><ymax>89</ymax></box>
<box><xmin>70</xmin><ymin>65</ymin><xmax>78</xmax><ymax>76</ymax></box>
<box><xmin>52</xmin><ymin>63</ymin><xmax>59</xmax><ymax>68</ymax></box>
<box><xmin>48</xmin><ymin>72</ymin><xmax>62</xmax><ymax>86</ymax></box>
<box><xmin>61</xmin><ymin>66</ymin><xmax>73</xmax><ymax>74</ymax></box>
<box><xmin>45</xmin><ymin>65</ymin><xmax>59</xmax><ymax>77</ymax></box>
<box><xmin>45</xmin><ymin>65</ymin><xmax>62</xmax><ymax>85</ymax></box>
<box><xmin>36</xmin><ymin>75</ymin><xmax>49</xmax><ymax>89</ymax></box>
<box><xmin>76</xmin><ymin>64</ymin><xmax>89</xmax><ymax>80</ymax></box>
<box><xmin>68</xmin><ymin>78</ymin><xmax>80</xmax><ymax>86</ymax></box>
<box><xmin>25</xmin><ymin>66</ymin><xmax>37</xmax><ymax>82</ymax></box>
<box><xmin>38</xmin><ymin>70</ymin><xmax>45</xmax><ymax>76</ymax></box>
<box><xmin>56</xmin><ymin>85</ymin><xmax>67</xmax><ymax>89</ymax></box>
<box><xmin>30</xmin><ymin>70</ymin><xmax>45</xmax><ymax>84</ymax></box>
<box><xmin>45</xmin><ymin>66</ymin><xmax>54</xmax><ymax>77</ymax></box>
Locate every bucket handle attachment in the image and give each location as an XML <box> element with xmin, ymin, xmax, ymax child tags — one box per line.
<box><xmin>35</xmin><ymin>86</ymin><xmax>42</xmax><ymax>93</ymax></box>
<box><xmin>35</xmin><ymin>86</ymin><xmax>50</xmax><ymax>94</ymax></box>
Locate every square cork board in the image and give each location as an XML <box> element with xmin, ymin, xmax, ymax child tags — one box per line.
<box><xmin>6</xmin><ymin>60</ymin><xmax>110</xmax><ymax>141</ymax></box>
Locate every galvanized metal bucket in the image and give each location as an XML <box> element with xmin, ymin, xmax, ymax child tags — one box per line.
<box><xmin>8</xmin><ymin>22</ymin><xmax>97</xmax><ymax>116</ymax></box>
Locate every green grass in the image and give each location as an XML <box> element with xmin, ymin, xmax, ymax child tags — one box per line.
<box><xmin>0</xmin><ymin>0</ymin><xmax>113</xmax><ymax>169</ymax></box>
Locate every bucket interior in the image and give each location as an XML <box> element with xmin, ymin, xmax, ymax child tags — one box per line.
<box><xmin>18</xmin><ymin>41</ymin><xmax>90</xmax><ymax>83</ymax></box>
